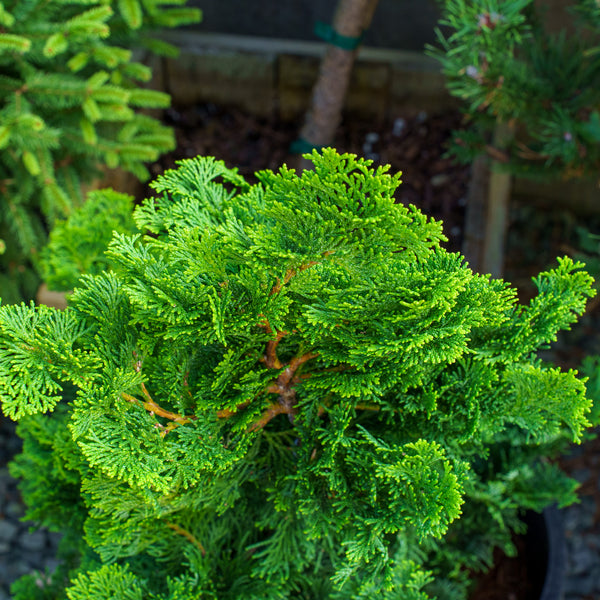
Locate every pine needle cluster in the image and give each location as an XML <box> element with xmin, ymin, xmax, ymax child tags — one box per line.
<box><xmin>1</xmin><ymin>149</ymin><xmax>595</xmax><ymax>599</ymax></box>
<box><xmin>428</xmin><ymin>0</ymin><xmax>600</xmax><ymax>181</ymax></box>
<box><xmin>0</xmin><ymin>0</ymin><xmax>200</xmax><ymax>302</ymax></box>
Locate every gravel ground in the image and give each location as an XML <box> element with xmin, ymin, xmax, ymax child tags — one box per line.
<box><xmin>560</xmin><ymin>434</ymin><xmax>600</xmax><ymax>600</ymax></box>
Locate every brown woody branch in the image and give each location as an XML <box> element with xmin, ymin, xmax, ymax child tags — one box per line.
<box><xmin>270</xmin><ymin>269</ymin><xmax>294</xmax><ymax>296</ymax></box>
<box><xmin>259</xmin><ymin>252</ymin><xmax>334</xmax><ymax>370</ymax></box>
<box><xmin>317</xmin><ymin>400</ymin><xmax>385</xmax><ymax>416</ymax></box>
<box><xmin>270</xmin><ymin>253</ymin><xmax>334</xmax><ymax>296</ymax></box>
<box><xmin>186</xmin><ymin>256</ymin><xmax>331</xmax><ymax>430</ymax></box>
<box><xmin>123</xmin><ymin>384</ymin><xmax>195</xmax><ymax>438</ymax></box>
<box><xmin>262</xmin><ymin>329</ymin><xmax>286</xmax><ymax>370</ymax></box>
<box><xmin>279</xmin><ymin>352</ymin><xmax>319</xmax><ymax>388</ymax></box>
<box><xmin>166</xmin><ymin>522</ymin><xmax>206</xmax><ymax>556</ymax></box>
<box><xmin>455</xmin><ymin>135</ymin><xmax>510</xmax><ymax>164</ymax></box>
<box><xmin>247</xmin><ymin>402</ymin><xmax>296</xmax><ymax>432</ymax></box>
<box><xmin>216</xmin><ymin>401</ymin><xmax>250</xmax><ymax>419</ymax></box>
<box><xmin>226</xmin><ymin>346</ymin><xmax>321</xmax><ymax>431</ymax></box>
<box><xmin>355</xmin><ymin>403</ymin><xmax>382</xmax><ymax>412</ymax></box>
<box><xmin>214</xmin><ymin>351</ymin><xmax>320</xmax><ymax>427</ymax></box>
<box><xmin>515</xmin><ymin>141</ymin><xmax>549</xmax><ymax>162</ymax></box>
<box><xmin>484</xmin><ymin>144</ymin><xmax>510</xmax><ymax>163</ymax></box>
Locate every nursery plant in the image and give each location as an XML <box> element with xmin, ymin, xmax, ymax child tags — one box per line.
<box><xmin>1</xmin><ymin>149</ymin><xmax>596</xmax><ymax>599</ymax></box>
<box><xmin>428</xmin><ymin>0</ymin><xmax>600</xmax><ymax>276</ymax></box>
<box><xmin>0</xmin><ymin>0</ymin><xmax>200</xmax><ymax>303</ymax></box>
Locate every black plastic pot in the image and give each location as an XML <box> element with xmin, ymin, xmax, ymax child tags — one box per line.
<box><xmin>524</xmin><ymin>505</ymin><xmax>566</xmax><ymax>600</ymax></box>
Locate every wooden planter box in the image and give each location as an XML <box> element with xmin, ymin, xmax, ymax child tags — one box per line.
<box><xmin>147</xmin><ymin>32</ymin><xmax>598</xmax><ymax>214</ymax></box>
<box><xmin>151</xmin><ymin>31</ymin><xmax>455</xmax><ymax>121</ymax></box>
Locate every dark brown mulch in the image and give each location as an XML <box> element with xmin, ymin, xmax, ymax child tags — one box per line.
<box><xmin>469</xmin><ymin>537</ymin><xmax>532</xmax><ymax>600</ymax></box>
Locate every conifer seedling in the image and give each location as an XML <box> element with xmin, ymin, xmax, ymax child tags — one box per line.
<box><xmin>1</xmin><ymin>149</ymin><xmax>595</xmax><ymax>599</ymax></box>
<box><xmin>428</xmin><ymin>0</ymin><xmax>600</xmax><ymax>275</ymax></box>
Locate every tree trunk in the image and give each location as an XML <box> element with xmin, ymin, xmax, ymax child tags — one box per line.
<box><xmin>295</xmin><ymin>0</ymin><xmax>379</xmax><ymax>170</ymax></box>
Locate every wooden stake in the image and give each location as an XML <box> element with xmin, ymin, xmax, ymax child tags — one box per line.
<box><xmin>295</xmin><ymin>0</ymin><xmax>379</xmax><ymax>170</ymax></box>
<box><xmin>462</xmin><ymin>120</ymin><xmax>515</xmax><ymax>278</ymax></box>
<box><xmin>482</xmin><ymin>121</ymin><xmax>515</xmax><ymax>278</ymax></box>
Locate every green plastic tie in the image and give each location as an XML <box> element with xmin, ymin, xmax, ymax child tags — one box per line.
<box><xmin>289</xmin><ymin>138</ymin><xmax>324</xmax><ymax>155</ymax></box>
<box><xmin>314</xmin><ymin>21</ymin><xmax>364</xmax><ymax>51</ymax></box>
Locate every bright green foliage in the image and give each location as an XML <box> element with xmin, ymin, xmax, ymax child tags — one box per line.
<box><xmin>41</xmin><ymin>188</ymin><xmax>137</xmax><ymax>291</ymax></box>
<box><xmin>0</xmin><ymin>0</ymin><xmax>200</xmax><ymax>302</ymax></box>
<box><xmin>429</xmin><ymin>0</ymin><xmax>600</xmax><ymax>180</ymax></box>
<box><xmin>571</xmin><ymin>227</ymin><xmax>600</xmax><ymax>435</ymax></box>
<box><xmin>0</xmin><ymin>150</ymin><xmax>595</xmax><ymax>599</ymax></box>
<box><xmin>582</xmin><ymin>354</ymin><xmax>600</xmax><ymax>433</ymax></box>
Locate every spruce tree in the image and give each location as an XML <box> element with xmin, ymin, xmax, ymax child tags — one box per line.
<box><xmin>40</xmin><ymin>187</ymin><xmax>138</xmax><ymax>291</ymax></box>
<box><xmin>1</xmin><ymin>150</ymin><xmax>595</xmax><ymax>599</ymax></box>
<box><xmin>0</xmin><ymin>0</ymin><xmax>200</xmax><ymax>302</ymax></box>
<box><xmin>429</xmin><ymin>0</ymin><xmax>600</xmax><ymax>179</ymax></box>
<box><xmin>428</xmin><ymin>0</ymin><xmax>600</xmax><ymax>275</ymax></box>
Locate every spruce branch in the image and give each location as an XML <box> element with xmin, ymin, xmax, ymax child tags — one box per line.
<box><xmin>0</xmin><ymin>0</ymin><xmax>200</xmax><ymax>301</ymax></box>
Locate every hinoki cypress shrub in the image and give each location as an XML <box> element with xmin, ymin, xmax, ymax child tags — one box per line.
<box><xmin>40</xmin><ymin>188</ymin><xmax>138</xmax><ymax>292</ymax></box>
<box><xmin>0</xmin><ymin>0</ymin><xmax>200</xmax><ymax>302</ymax></box>
<box><xmin>1</xmin><ymin>150</ymin><xmax>596</xmax><ymax>599</ymax></box>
